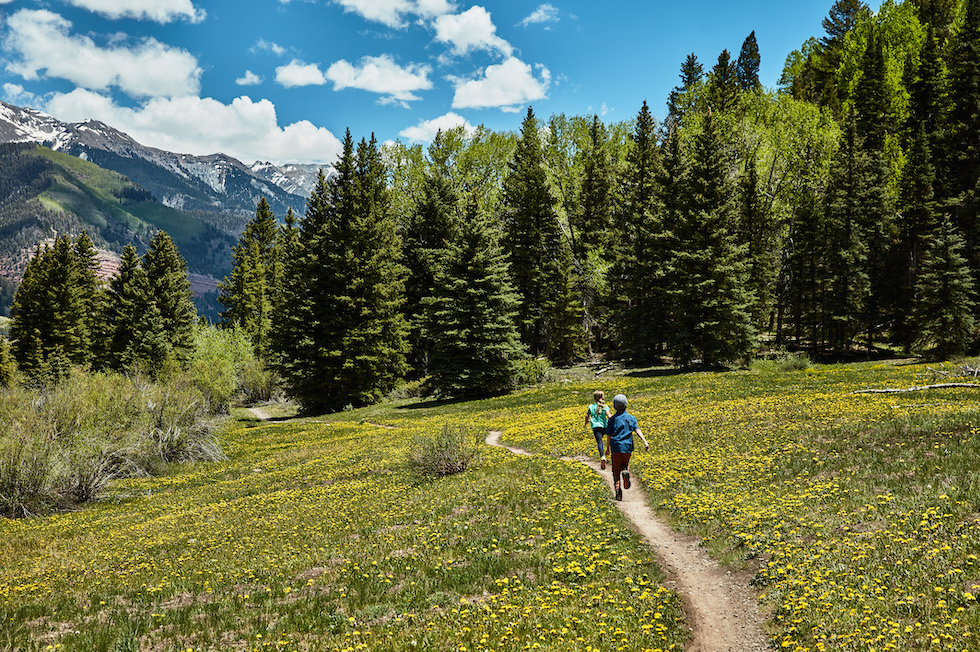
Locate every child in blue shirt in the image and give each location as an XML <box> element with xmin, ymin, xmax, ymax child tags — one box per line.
<box><xmin>606</xmin><ymin>393</ymin><xmax>649</xmax><ymax>501</ymax></box>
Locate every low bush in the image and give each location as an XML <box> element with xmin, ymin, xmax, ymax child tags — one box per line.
<box><xmin>409</xmin><ymin>423</ymin><xmax>482</xmax><ymax>476</ymax></box>
<box><xmin>0</xmin><ymin>369</ymin><xmax>224</xmax><ymax>516</ymax></box>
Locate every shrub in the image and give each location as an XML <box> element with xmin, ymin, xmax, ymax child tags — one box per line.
<box><xmin>0</xmin><ymin>369</ymin><xmax>224</xmax><ymax>516</ymax></box>
<box><xmin>0</xmin><ymin>338</ymin><xmax>13</xmax><ymax>387</ymax></box>
<box><xmin>409</xmin><ymin>424</ymin><xmax>482</xmax><ymax>477</ymax></box>
<box><xmin>237</xmin><ymin>357</ymin><xmax>280</xmax><ymax>405</ymax></box>
<box><xmin>776</xmin><ymin>352</ymin><xmax>812</xmax><ymax>372</ymax></box>
<box><xmin>513</xmin><ymin>357</ymin><xmax>551</xmax><ymax>388</ymax></box>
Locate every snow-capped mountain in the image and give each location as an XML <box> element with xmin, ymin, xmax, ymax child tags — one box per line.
<box><xmin>0</xmin><ymin>101</ymin><xmax>330</xmax><ymax>219</ymax></box>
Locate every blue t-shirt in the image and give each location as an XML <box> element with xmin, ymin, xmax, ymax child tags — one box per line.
<box><xmin>606</xmin><ymin>411</ymin><xmax>639</xmax><ymax>453</ymax></box>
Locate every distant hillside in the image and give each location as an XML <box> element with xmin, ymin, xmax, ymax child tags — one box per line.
<box><xmin>0</xmin><ymin>101</ymin><xmax>325</xmax><ymax>222</ymax></box>
<box><xmin>0</xmin><ymin>142</ymin><xmax>233</xmax><ymax>316</ymax></box>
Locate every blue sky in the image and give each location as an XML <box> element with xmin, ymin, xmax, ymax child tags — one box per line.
<box><xmin>0</xmin><ymin>0</ymin><xmax>879</xmax><ymax>165</ymax></box>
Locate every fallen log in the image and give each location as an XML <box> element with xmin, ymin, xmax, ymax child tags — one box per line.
<box><xmin>851</xmin><ymin>383</ymin><xmax>980</xmax><ymax>394</ymax></box>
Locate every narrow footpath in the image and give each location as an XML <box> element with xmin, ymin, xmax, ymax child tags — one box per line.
<box><xmin>486</xmin><ymin>431</ymin><xmax>771</xmax><ymax>652</ymax></box>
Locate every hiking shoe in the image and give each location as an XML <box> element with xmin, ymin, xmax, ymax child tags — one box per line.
<box><xmin>622</xmin><ymin>469</ymin><xmax>631</xmax><ymax>490</ymax></box>
<box><xmin>600</xmin><ymin>457</ymin><xmax>606</xmax><ymax>470</ymax></box>
<box><xmin>615</xmin><ymin>487</ymin><xmax>623</xmax><ymax>501</ymax></box>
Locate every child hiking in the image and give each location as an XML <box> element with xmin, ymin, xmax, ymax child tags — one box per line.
<box><xmin>585</xmin><ymin>390</ymin><xmax>611</xmax><ymax>469</ymax></box>
<box><xmin>606</xmin><ymin>393</ymin><xmax>649</xmax><ymax>501</ymax></box>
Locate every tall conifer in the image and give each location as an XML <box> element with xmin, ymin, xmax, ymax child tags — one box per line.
<box><xmin>914</xmin><ymin>218</ymin><xmax>976</xmax><ymax>357</ymax></box>
<box><xmin>425</xmin><ymin>197</ymin><xmax>526</xmax><ymax>398</ymax></box>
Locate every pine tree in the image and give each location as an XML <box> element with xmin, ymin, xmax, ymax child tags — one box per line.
<box><xmin>736</xmin><ymin>31</ymin><xmax>762</xmax><ymax>91</ymax></box>
<box><xmin>9</xmin><ymin>235</ymin><xmax>95</xmax><ymax>382</ymax></box>
<box><xmin>9</xmin><ymin>244</ymin><xmax>48</xmax><ymax>379</ymax></box>
<box><xmin>218</xmin><ymin>198</ymin><xmax>278</xmax><ymax>356</ymax></box>
<box><xmin>610</xmin><ymin>101</ymin><xmax>663</xmax><ymax>359</ymax></box>
<box><xmin>822</xmin><ymin>113</ymin><xmax>873</xmax><ymax>352</ymax></box>
<box><xmin>273</xmin><ymin>132</ymin><xmax>408</xmax><ymax>410</ymax></box>
<box><xmin>781</xmin><ymin>176</ymin><xmax>828</xmax><ymax>348</ymax></box>
<box><xmin>669</xmin><ymin>113</ymin><xmax>755</xmax><ymax>366</ymax></box>
<box><xmin>425</xmin><ymin>197</ymin><xmax>527</xmax><ymax>398</ymax></box>
<box><xmin>572</xmin><ymin>115</ymin><xmax>617</xmax><ymax>355</ymax></box>
<box><xmin>853</xmin><ymin>26</ymin><xmax>890</xmax><ymax>154</ymax></box>
<box><xmin>944</xmin><ymin>0</ymin><xmax>980</xmax><ymax>273</ymax></box>
<box><xmin>667</xmin><ymin>53</ymin><xmax>705</xmax><ymax>127</ymax></box>
<box><xmin>344</xmin><ymin>134</ymin><xmax>409</xmax><ymax>404</ymax></box>
<box><xmin>403</xmin><ymin>133</ymin><xmax>460</xmax><ymax>376</ymax></box>
<box><xmin>74</xmin><ymin>230</ymin><xmax>105</xmax><ymax>365</ymax></box>
<box><xmin>815</xmin><ymin>0</ymin><xmax>868</xmax><ymax>112</ymax></box>
<box><xmin>896</xmin><ymin>124</ymin><xmax>939</xmax><ymax>351</ymax></box>
<box><xmin>502</xmin><ymin>107</ymin><xmax>582</xmax><ymax>359</ymax></box>
<box><xmin>739</xmin><ymin>158</ymin><xmax>776</xmax><ymax>330</ymax></box>
<box><xmin>914</xmin><ymin>217</ymin><xmax>976</xmax><ymax>357</ymax></box>
<box><xmin>708</xmin><ymin>49</ymin><xmax>739</xmax><ymax>113</ymax></box>
<box><xmin>143</xmin><ymin>230</ymin><xmax>197</xmax><ymax>364</ymax></box>
<box><xmin>102</xmin><ymin>244</ymin><xmax>168</xmax><ymax>374</ymax></box>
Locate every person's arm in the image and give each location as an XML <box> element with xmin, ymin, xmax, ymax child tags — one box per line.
<box><xmin>635</xmin><ymin>427</ymin><xmax>649</xmax><ymax>451</ymax></box>
<box><xmin>585</xmin><ymin>406</ymin><xmax>592</xmax><ymax>428</ymax></box>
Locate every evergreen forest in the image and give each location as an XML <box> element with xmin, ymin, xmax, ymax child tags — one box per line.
<box><xmin>8</xmin><ymin>0</ymin><xmax>980</xmax><ymax>410</ymax></box>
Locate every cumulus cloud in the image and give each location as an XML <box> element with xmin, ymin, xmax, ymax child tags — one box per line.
<box><xmin>45</xmin><ymin>89</ymin><xmax>342</xmax><ymax>164</ymax></box>
<box><xmin>252</xmin><ymin>38</ymin><xmax>287</xmax><ymax>57</ymax></box>
<box><xmin>236</xmin><ymin>70</ymin><xmax>262</xmax><ymax>86</ymax></box>
<box><xmin>2</xmin><ymin>82</ymin><xmax>38</xmax><ymax>106</ymax></box>
<box><xmin>275</xmin><ymin>60</ymin><xmax>327</xmax><ymax>87</ymax></box>
<box><xmin>63</xmin><ymin>0</ymin><xmax>205</xmax><ymax>23</ymax></box>
<box><xmin>333</xmin><ymin>0</ymin><xmax>415</xmax><ymax>28</ymax></box>
<box><xmin>520</xmin><ymin>4</ymin><xmax>558</xmax><ymax>27</ymax></box>
<box><xmin>398</xmin><ymin>111</ymin><xmax>474</xmax><ymax>142</ymax></box>
<box><xmin>414</xmin><ymin>0</ymin><xmax>456</xmax><ymax>18</ymax></box>
<box><xmin>434</xmin><ymin>6</ymin><xmax>512</xmax><ymax>56</ymax></box>
<box><xmin>2</xmin><ymin>9</ymin><xmax>201</xmax><ymax>98</ymax></box>
<box><xmin>325</xmin><ymin>55</ymin><xmax>431</xmax><ymax>104</ymax></box>
<box><xmin>451</xmin><ymin>57</ymin><xmax>549</xmax><ymax>111</ymax></box>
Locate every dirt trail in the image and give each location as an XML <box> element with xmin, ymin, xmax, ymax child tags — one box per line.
<box><xmin>248</xmin><ymin>406</ymin><xmax>273</xmax><ymax>421</ymax></box>
<box><xmin>486</xmin><ymin>431</ymin><xmax>770</xmax><ymax>652</ymax></box>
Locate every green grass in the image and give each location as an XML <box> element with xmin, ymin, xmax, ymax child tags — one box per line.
<box><xmin>2</xmin><ymin>359</ymin><xmax>980</xmax><ymax>651</ymax></box>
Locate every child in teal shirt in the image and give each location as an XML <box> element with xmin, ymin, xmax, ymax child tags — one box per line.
<box><xmin>585</xmin><ymin>390</ymin><xmax>611</xmax><ymax>469</ymax></box>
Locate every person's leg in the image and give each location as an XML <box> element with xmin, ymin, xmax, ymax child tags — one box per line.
<box><xmin>593</xmin><ymin>428</ymin><xmax>606</xmax><ymax>468</ymax></box>
<box><xmin>611</xmin><ymin>452</ymin><xmax>627</xmax><ymax>500</ymax></box>
<box><xmin>621</xmin><ymin>452</ymin><xmax>632</xmax><ymax>489</ymax></box>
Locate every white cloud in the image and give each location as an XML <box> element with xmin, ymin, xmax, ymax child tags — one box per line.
<box><xmin>414</xmin><ymin>0</ymin><xmax>456</xmax><ymax>18</ymax></box>
<box><xmin>325</xmin><ymin>55</ymin><xmax>431</xmax><ymax>103</ymax></box>
<box><xmin>398</xmin><ymin>111</ymin><xmax>474</xmax><ymax>142</ymax></box>
<box><xmin>333</xmin><ymin>0</ymin><xmax>414</xmax><ymax>28</ymax></box>
<box><xmin>3</xmin><ymin>9</ymin><xmax>201</xmax><ymax>98</ymax></box>
<box><xmin>45</xmin><ymin>89</ymin><xmax>342</xmax><ymax>165</ymax></box>
<box><xmin>63</xmin><ymin>0</ymin><xmax>205</xmax><ymax>23</ymax></box>
<box><xmin>434</xmin><ymin>6</ymin><xmax>512</xmax><ymax>57</ymax></box>
<box><xmin>520</xmin><ymin>4</ymin><xmax>558</xmax><ymax>27</ymax></box>
<box><xmin>2</xmin><ymin>82</ymin><xmax>38</xmax><ymax>106</ymax></box>
<box><xmin>451</xmin><ymin>57</ymin><xmax>549</xmax><ymax>111</ymax></box>
<box><xmin>236</xmin><ymin>70</ymin><xmax>262</xmax><ymax>86</ymax></box>
<box><xmin>253</xmin><ymin>38</ymin><xmax>286</xmax><ymax>57</ymax></box>
<box><xmin>275</xmin><ymin>60</ymin><xmax>327</xmax><ymax>87</ymax></box>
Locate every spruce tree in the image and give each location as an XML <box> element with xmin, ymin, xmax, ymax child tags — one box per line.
<box><xmin>425</xmin><ymin>197</ymin><xmax>527</xmax><ymax>398</ymax></box>
<box><xmin>403</xmin><ymin>133</ymin><xmax>460</xmax><ymax>376</ymax></box>
<box><xmin>273</xmin><ymin>132</ymin><xmax>408</xmax><ymax>410</ymax></box>
<box><xmin>736</xmin><ymin>31</ymin><xmax>762</xmax><ymax>91</ymax></box>
<box><xmin>502</xmin><ymin>107</ymin><xmax>582</xmax><ymax>359</ymax></box>
<box><xmin>611</xmin><ymin>102</ymin><xmax>669</xmax><ymax>362</ymax></box>
<box><xmin>102</xmin><ymin>244</ymin><xmax>168</xmax><ymax>374</ymax></box>
<box><xmin>669</xmin><ymin>113</ymin><xmax>755</xmax><ymax>366</ymax></box>
<box><xmin>914</xmin><ymin>218</ymin><xmax>976</xmax><ymax>357</ymax></box>
<box><xmin>739</xmin><ymin>158</ymin><xmax>776</xmax><ymax>330</ymax></box>
<box><xmin>708</xmin><ymin>49</ymin><xmax>740</xmax><ymax>113</ymax></box>
<box><xmin>9</xmin><ymin>244</ymin><xmax>48</xmax><ymax>379</ymax></box>
<box><xmin>822</xmin><ymin>113</ymin><xmax>872</xmax><ymax>352</ymax></box>
<box><xmin>218</xmin><ymin>198</ymin><xmax>278</xmax><ymax>356</ymax></box>
<box><xmin>143</xmin><ymin>230</ymin><xmax>197</xmax><ymax>364</ymax></box>
<box><xmin>74</xmin><ymin>230</ymin><xmax>105</xmax><ymax>365</ymax></box>
<box><xmin>944</xmin><ymin>0</ymin><xmax>980</xmax><ymax>273</ymax></box>
<box><xmin>667</xmin><ymin>53</ymin><xmax>704</xmax><ymax>127</ymax></box>
<box><xmin>573</xmin><ymin>115</ymin><xmax>617</xmax><ymax>355</ymax></box>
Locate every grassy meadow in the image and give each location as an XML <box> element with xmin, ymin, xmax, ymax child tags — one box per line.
<box><xmin>3</xmin><ymin>359</ymin><xmax>980</xmax><ymax>651</ymax></box>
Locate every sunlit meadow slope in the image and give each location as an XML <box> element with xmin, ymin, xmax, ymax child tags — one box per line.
<box><xmin>2</xmin><ymin>359</ymin><xmax>980</xmax><ymax>652</ymax></box>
